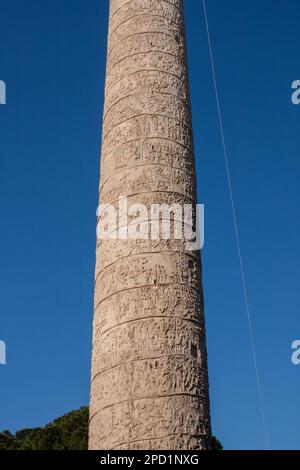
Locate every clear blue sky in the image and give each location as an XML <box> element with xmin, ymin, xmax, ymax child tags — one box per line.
<box><xmin>0</xmin><ymin>0</ymin><xmax>299</xmax><ymax>450</ymax></box>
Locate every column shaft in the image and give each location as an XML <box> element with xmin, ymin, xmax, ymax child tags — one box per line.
<box><xmin>89</xmin><ymin>0</ymin><xmax>212</xmax><ymax>450</ymax></box>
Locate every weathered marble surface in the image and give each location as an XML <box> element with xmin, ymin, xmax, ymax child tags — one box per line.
<box><xmin>89</xmin><ymin>0</ymin><xmax>212</xmax><ymax>450</ymax></box>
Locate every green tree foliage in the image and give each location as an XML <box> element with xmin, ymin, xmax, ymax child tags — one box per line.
<box><xmin>1</xmin><ymin>406</ymin><xmax>222</xmax><ymax>450</ymax></box>
<box><xmin>0</xmin><ymin>407</ymin><xmax>89</xmax><ymax>451</ymax></box>
<box><xmin>211</xmin><ymin>436</ymin><xmax>223</xmax><ymax>450</ymax></box>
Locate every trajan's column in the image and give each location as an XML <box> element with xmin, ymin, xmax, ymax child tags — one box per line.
<box><xmin>89</xmin><ymin>0</ymin><xmax>212</xmax><ymax>450</ymax></box>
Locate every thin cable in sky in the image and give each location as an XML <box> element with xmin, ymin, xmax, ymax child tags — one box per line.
<box><xmin>202</xmin><ymin>0</ymin><xmax>270</xmax><ymax>450</ymax></box>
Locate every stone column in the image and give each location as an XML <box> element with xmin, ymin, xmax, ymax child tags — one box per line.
<box><xmin>89</xmin><ymin>0</ymin><xmax>212</xmax><ymax>450</ymax></box>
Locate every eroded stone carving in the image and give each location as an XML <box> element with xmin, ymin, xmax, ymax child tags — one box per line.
<box><xmin>89</xmin><ymin>0</ymin><xmax>212</xmax><ymax>450</ymax></box>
